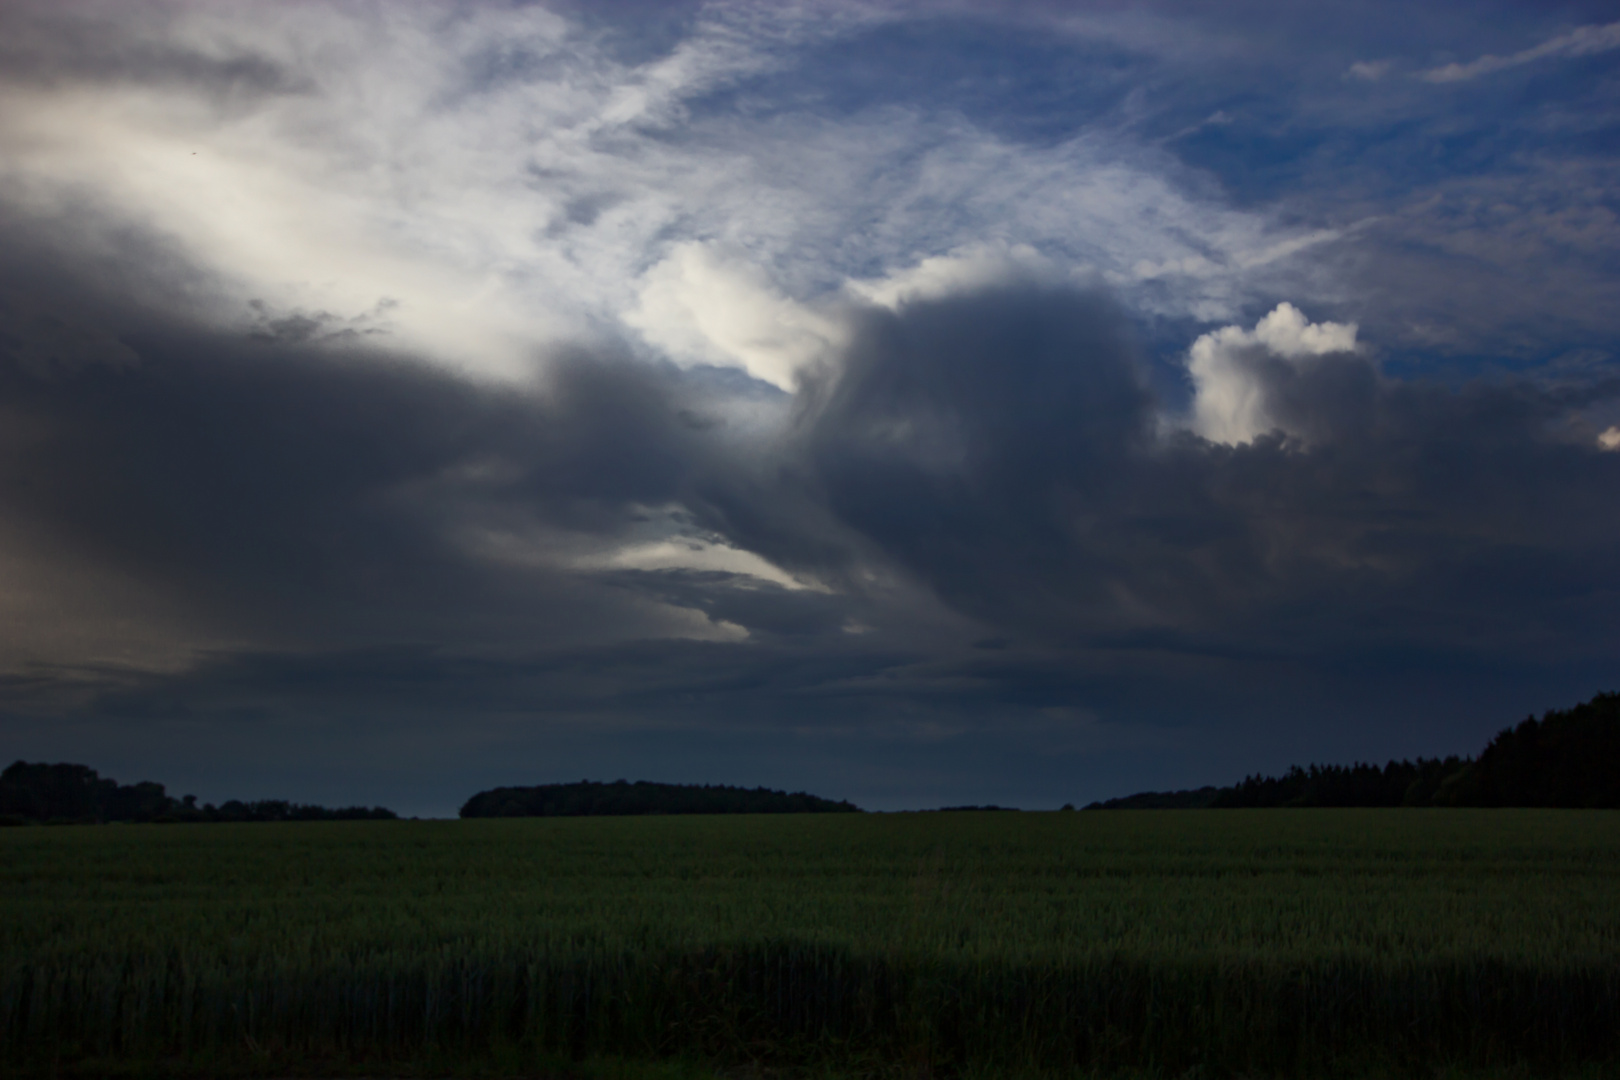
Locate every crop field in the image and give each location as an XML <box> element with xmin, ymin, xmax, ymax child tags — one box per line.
<box><xmin>3</xmin><ymin>810</ymin><xmax>1619</xmax><ymax>1079</ymax></box>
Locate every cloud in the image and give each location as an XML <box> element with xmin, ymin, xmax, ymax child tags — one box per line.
<box><xmin>1420</xmin><ymin>21</ymin><xmax>1620</xmax><ymax>84</ymax></box>
<box><xmin>767</xmin><ymin>282</ymin><xmax>1620</xmax><ymax>667</ymax></box>
<box><xmin>1185</xmin><ymin>304</ymin><xmax>1359</xmax><ymax>446</ymax></box>
<box><xmin>1330</xmin><ymin>164</ymin><xmax>1620</xmax><ymax>360</ymax></box>
<box><xmin>1162</xmin><ymin>110</ymin><xmax>1235</xmax><ymax>142</ymax></box>
<box><xmin>11</xmin><ymin>228</ymin><xmax>1612</xmax><ymax>679</ymax></box>
<box><xmin>846</xmin><ymin>244</ymin><xmax>1068</xmax><ymax>310</ymax></box>
<box><xmin>626</xmin><ymin>242</ymin><xmax>842</xmax><ymax>390</ymax></box>
<box><xmin>0</xmin><ymin>247</ymin><xmax>774</xmax><ymax>676</ymax></box>
<box><xmin>1345</xmin><ymin>60</ymin><xmax>1390</xmax><ymax>82</ymax></box>
<box><xmin>0</xmin><ymin>0</ymin><xmax>1353</xmax><ymax>394</ymax></box>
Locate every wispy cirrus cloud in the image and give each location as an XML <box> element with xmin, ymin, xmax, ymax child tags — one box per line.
<box><xmin>0</xmin><ymin>1</ymin><xmax>1347</xmax><ymax>389</ymax></box>
<box><xmin>1420</xmin><ymin>20</ymin><xmax>1620</xmax><ymax>83</ymax></box>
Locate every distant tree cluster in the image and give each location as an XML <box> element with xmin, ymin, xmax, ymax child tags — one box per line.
<box><xmin>1086</xmin><ymin>692</ymin><xmax>1620</xmax><ymax>810</ymax></box>
<box><xmin>0</xmin><ymin>762</ymin><xmax>397</xmax><ymax>825</ymax></box>
<box><xmin>460</xmin><ymin>779</ymin><xmax>860</xmax><ymax>817</ymax></box>
<box><xmin>1209</xmin><ymin>757</ymin><xmax>1467</xmax><ymax>809</ymax></box>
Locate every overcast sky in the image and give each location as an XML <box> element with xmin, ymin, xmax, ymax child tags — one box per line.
<box><xmin>2</xmin><ymin>0</ymin><xmax>1617</xmax><ymax>814</ymax></box>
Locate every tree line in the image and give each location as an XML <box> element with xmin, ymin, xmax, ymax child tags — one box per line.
<box><xmin>9</xmin><ymin>691</ymin><xmax>1614</xmax><ymax>821</ymax></box>
<box><xmin>460</xmin><ymin>779</ymin><xmax>861</xmax><ymax>817</ymax></box>
<box><xmin>0</xmin><ymin>762</ymin><xmax>397</xmax><ymax>825</ymax></box>
<box><xmin>1087</xmin><ymin>692</ymin><xmax>1620</xmax><ymax>809</ymax></box>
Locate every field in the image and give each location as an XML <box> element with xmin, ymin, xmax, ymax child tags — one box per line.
<box><xmin>3</xmin><ymin>810</ymin><xmax>1619</xmax><ymax>1078</ymax></box>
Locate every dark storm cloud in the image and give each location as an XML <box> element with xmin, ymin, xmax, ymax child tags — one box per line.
<box><xmin>775</xmin><ymin>287</ymin><xmax>1620</xmax><ymax>664</ymax></box>
<box><xmin>796</xmin><ymin>288</ymin><xmax>1155</xmax><ymax>634</ymax></box>
<box><xmin>2</xmin><ymin>227</ymin><xmax>1617</xmax><ymax>690</ymax></box>
<box><xmin>0</xmin><ymin>240</ymin><xmax>747</xmax><ymax>663</ymax></box>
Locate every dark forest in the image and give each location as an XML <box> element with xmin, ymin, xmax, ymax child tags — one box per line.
<box><xmin>1088</xmin><ymin>692</ymin><xmax>1620</xmax><ymax>809</ymax></box>
<box><xmin>0</xmin><ymin>762</ymin><xmax>396</xmax><ymax>825</ymax></box>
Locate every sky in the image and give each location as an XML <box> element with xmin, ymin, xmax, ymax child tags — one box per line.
<box><xmin>1</xmin><ymin>0</ymin><xmax>1617</xmax><ymax>815</ymax></box>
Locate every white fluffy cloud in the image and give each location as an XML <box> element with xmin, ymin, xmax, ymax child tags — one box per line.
<box><xmin>627</xmin><ymin>243</ymin><xmax>842</xmax><ymax>391</ymax></box>
<box><xmin>1185</xmin><ymin>303</ymin><xmax>1359</xmax><ymax>445</ymax></box>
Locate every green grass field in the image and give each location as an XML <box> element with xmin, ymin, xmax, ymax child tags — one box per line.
<box><xmin>3</xmin><ymin>810</ymin><xmax>1618</xmax><ymax>1078</ymax></box>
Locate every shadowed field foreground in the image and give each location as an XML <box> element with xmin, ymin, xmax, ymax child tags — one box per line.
<box><xmin>3</xmin><ymin>811</ymin><xmax>1618</xmax><ymax>1078</ymax></box>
